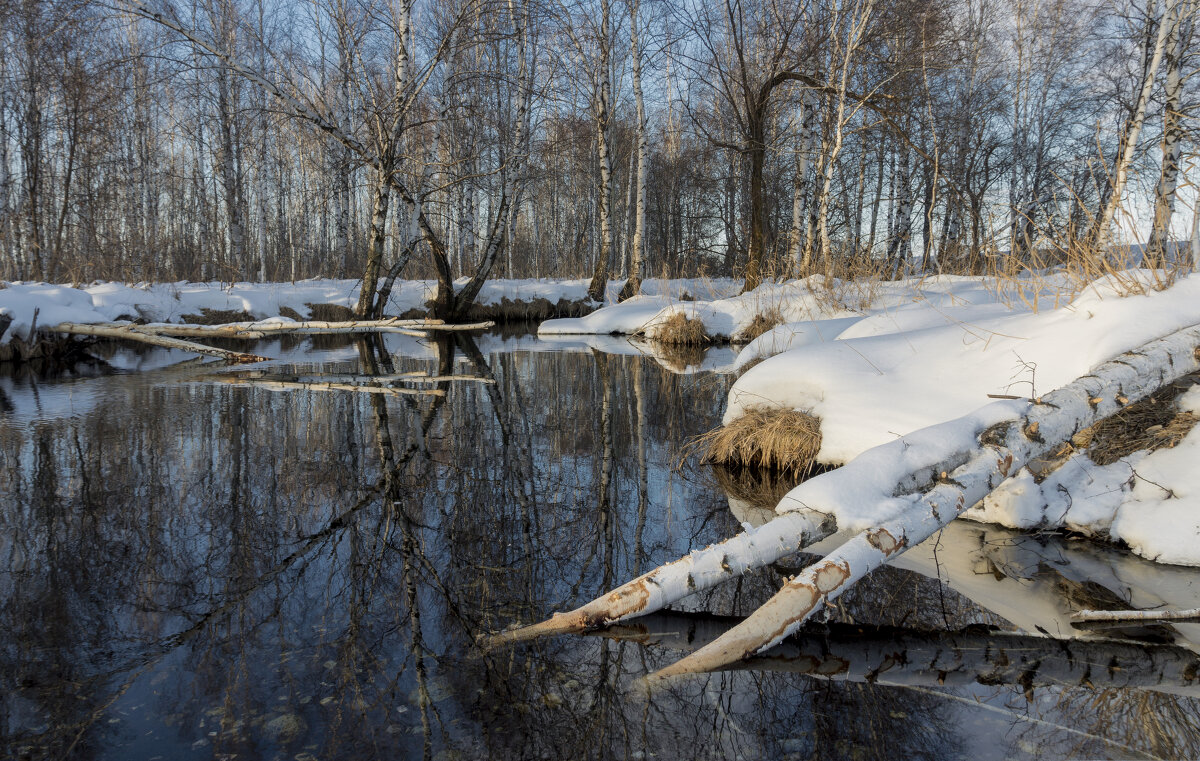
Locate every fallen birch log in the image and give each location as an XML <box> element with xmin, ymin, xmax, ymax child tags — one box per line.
<box><xmin>95</xmin><ymin>317</ymin><xmax>493</xmax><ymax>339</ymax></box>
<box><xmin>646</xmin><ymin>324</ymin><xmax>1200</xmax><ymax>681</ymax></box>
<box><xmin>52</xmin><ymin>322</ymin><xmax>268</xmax><ymax>363</ymax></box>
<box><xmin>1072</xmin><ymin>607</ymin><xmax>1200</xmax><ymax>625</ymax></box>
<box><xmin>493</xmin><ymin>323</ymin><xmax>1200</xmax><ymax>681</ymax></box>
<box><xmin>593</xmin><ymin>612</ymin><xmax>1200</xmax><ymax>694</ymax></box>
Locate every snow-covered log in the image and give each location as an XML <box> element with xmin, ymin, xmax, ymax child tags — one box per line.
<box><xmin>595</xmin><ymin>613</ymin><xmax>1200</xmax><ymax>694</ymax></box>
<box><xmin>646</xmin><ymin>323</ymin><xmax>1200</xmax><ymax>681</ymax></box>
<box><xmin>484</xmin><ymin>507</ymin><xmax>835</xmax><ymax>647</ymax></box>
<box><xmin>52</xmin><ymin>322</ymin><xmax>268</xmax><ymax>363</ymax></box>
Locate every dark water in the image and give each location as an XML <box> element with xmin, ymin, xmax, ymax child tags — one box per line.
<box><xmin>3</xmin><ymin>332</ymin><xmax>1200</xmax><ymax>761</ymax></box>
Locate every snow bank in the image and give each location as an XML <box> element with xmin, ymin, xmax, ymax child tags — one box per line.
<box><xmin>964</xmin><ymin>386</ymin><xmax>1200</xmax><ymax>566</ymax></box>
<box><xmin>727</xmin><ymin>272</ymin><xmax>1200</xmax><ymax>464</ymax></box>
<box><xmin>703</xmin><ymin>270</ymin><xmax>1200</xmax><ymax>566</ymax></box>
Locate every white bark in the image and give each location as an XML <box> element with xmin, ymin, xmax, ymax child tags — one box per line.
<box><xmin>1093</xmin><ymin>0</ymin><xmax>1177</xmax><ymax>244</ymax></box>
<box><xmin>1148</xmin><ymin>0</ymin><xmax>1195</xmax><ymax>257</ymax></box>
<box><xmin>485</xmin><ymin>508</ymin><xmax>835</xmax><ymax>646</ymax></box>
<box><xmin>52</xmin><ymin>322</ymin><xmax>269</xmax><ymax>362</ymax></box>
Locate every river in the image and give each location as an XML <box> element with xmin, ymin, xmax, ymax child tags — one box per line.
<box><xmin>3</xmin><ymin>330</ymin><xmax>1200</xmax><ymax>760</ymax></box>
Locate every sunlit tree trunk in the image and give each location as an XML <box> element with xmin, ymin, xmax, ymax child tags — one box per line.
<box><xmin>1091</xmin><ymin>0</ymin><xmax>1175</xmax><ymax>247</ymax></box>
<box><xmin>1147</xmin><ymin>0</ymin><xmax>1195</xmax><ymax>260</ymax></box>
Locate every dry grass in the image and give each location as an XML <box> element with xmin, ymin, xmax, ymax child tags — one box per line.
<box><xmin>1071</xmin><ymin>375</ymin><xmax>1200</xmax><ymax>466</ymax></box>
<box><xmin>736</xmin><ymin>307</ymin><xmax>784</xmax><ymax>344</ymax></box>
<box><xmin>653</xmin><ymin>312</ymin><xmax>711</xmax><ymax>345</ymax></box>
<box><xmin>306</xmin><ymin>302</ymin><xmax>357</xmax><ymax>322</ymax></box>
<box><xmin>688</xmin><ymin>406</ymin><xmax>822</xmax><ymax>477</ymax></box>
<box><xmin>181</xmin><ymin>307</ymin><xmax>256</xmax><ymax>325</ymax></box>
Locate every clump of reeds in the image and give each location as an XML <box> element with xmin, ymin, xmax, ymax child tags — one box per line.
<box><xmin>736</xmin><ymin>306</ymin><xmax>784</xmax><ymax>344</ymax></box>
<box><xmin>1072</xmin><ymin>376</ymin><xmax>1199</xmax><ymax>466</ymax></box>
<box><xmin>653</xmin><ymin>311</ymin><xmax>711</xmax><ymax>345</ymax></box>
<box><xmin>689</xmin><ymin>406</ymin><xmax>822</xmax><ymax>478</ymax></box>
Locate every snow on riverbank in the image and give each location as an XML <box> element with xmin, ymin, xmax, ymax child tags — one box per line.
<box><xmin>0</xmin><ymin>276</ymin><xmax>741</xmax><ymax>345</ymax></box>
<box><xmin>700</xmin><ymin>270</ymin><xmax>1200</xmax><ymax>567</ymax></box>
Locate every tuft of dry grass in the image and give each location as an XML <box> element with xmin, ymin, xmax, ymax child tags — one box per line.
<box><xmin>181</xmin><ymin>307</ymin><xmax>256</xmax><ymax>325</ymax></box>
<box><xmin>736</xmin><ymin>307</ymin><xmax>784</xmax><ymax>344</ymax></box>
<box><xmin>306</xmin><ymin>302</ymin><xmax>357</xmax><ymax>322</ymax></box>
<box><xmin>688</xmin><ymin>406</ymin><xmax>822</xmax><ymax>477</ymax></box>
<box><xmin>653</xmin><ymin>312</ymin><xmax>711</xmax><ymax>345</ymax></box>
<box><xmin>1071</xmin><ymin>376</ymin><xmax>1200</xmax><ymax>466</ymax></box>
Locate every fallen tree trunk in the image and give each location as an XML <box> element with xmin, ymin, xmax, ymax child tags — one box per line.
<box><xmin>493</xmin><ymin>323</ymin><xmax>1200</xmax><ymax>681</ymax></box>
<box><xmin>52</xmin><ymin>322</ymin><xmax>268</xmax><ymax>363</ymax></box>
<box><xmin>648</xmin><ymin>324</ymin><xmax>1200</xmax><ymax>681</ymax></box>
<box><xmin>102</xmin><ymin>317</ymin><xmax>493</xmax><ymax>338</ymax></box>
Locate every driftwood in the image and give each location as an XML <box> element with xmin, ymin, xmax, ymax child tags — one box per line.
<box><xmin>493</xmin><ymin>324</ymin><xmax>1200</xmax><ymax>682</ymax></box>
<box><xmin>52</xmin><ymin>322</ymin><xmax>268</xmax><ymax>363</ymax></box>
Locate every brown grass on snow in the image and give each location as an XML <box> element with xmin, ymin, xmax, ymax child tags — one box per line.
<box><xmin>736</xmin><ymin>307</ymin><xmax>784</xmax><ymax>344</ymax></box>
<box><xmin>653</xmin><ymin>312</ymin><xmax>710</xmax><ymax>345</ymax></box>
<box><xmin>689</xmin><ymin>406</ymin><xmax>822</xmax><ymax>477</ymax></box>
<box><xmin>1071</xmin><ymin>375</ymin><xmax>1200</xmax><ymax>466</ymax></box>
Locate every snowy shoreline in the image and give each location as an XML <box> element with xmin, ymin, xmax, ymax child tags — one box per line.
<box><xmin>6</xmin><ymin>271</ymin><xmax>1200</xmax><ymax>566</ymax></box>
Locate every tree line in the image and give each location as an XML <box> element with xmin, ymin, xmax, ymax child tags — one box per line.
<box><xmin>0</xmin><ymin>0</ymin><xmax>1196</xmax><ymax>317</ymax></box>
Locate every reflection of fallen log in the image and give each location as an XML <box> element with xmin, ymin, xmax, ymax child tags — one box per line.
<box><xmin>219</xmin><ymin>370</ymin><xmax>495</xmax><ymax>385</ymax></box>
<box><xmin>495</xmin><ymin>324</ymin><xmax>1200</xmax><ymax>681</ymax></box>
<box><xmin>1073</xmin><ymin>608</ymin><xmax>1200</xmax><ymax>626</ymax></box>
<box><xmin>211</xmin><ymin>376</ymin><xmax>445</xmax><ymax>397</ymax></box>
<box><xmin>52</xmin><ymin>322</ymin><xmax>268</xmax><ymax>363</ymax></box>
<box><xmin>591</xmin><ymin>612</ymin><xmax>1200</xmax><ymax>695</ymax></box>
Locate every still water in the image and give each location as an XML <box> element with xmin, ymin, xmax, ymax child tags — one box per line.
<box><xmin>3</xmin><ymin>331</ymin><xmax>1200</xmax><ymax>761</ymax></box>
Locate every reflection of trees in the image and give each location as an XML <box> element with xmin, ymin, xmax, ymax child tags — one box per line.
<box><xmin>5</xmin><ymin>339</ymin><xmax>1200</xmax><ymax>760</ymax></box>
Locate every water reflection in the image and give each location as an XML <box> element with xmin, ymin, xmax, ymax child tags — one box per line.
<box><xmin>1</xmin><ymin>334</ymin><xmax>1199</xmax><ymax>760</ymax></box>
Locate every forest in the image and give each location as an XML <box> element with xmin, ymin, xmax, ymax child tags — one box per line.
<box><xmin>1</xmin><ymin>0</ymin><xmax>1196</xmax><ymax>318</ymax></box>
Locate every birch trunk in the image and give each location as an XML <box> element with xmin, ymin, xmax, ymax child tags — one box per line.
<box><xmin>618</xmin><ymin>0</ymin><xmax>647</xmax><ymax>302</ymax></box>
<box><xmin>587</xmin><ymin>0</ymin><xmax>614</xmax><ymax>303</ymax></box>
<box><xmin>1148</xmin><ymin>0</ymin><xmax>1194</xmax><ymax>259</ymax></box>
<box><xmin>1091</xmin><ymin>0</ymin><xmax>1176</xmax><ymax>246</ymax></box>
